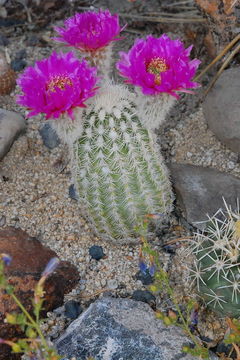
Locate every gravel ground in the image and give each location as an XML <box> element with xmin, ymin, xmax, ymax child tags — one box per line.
<box><xmin>0</xmin><ymin>9</ymin><xmax>235</xmax><ymax>351</ymax></box>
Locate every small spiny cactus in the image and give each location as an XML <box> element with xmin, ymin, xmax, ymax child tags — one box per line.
<box><xmin>0</xmin><ymin>51</ymin><xmax>16</xmax><ymax>95</ymax></box>
<box><xmin>188</xmin><ymin>200</ymin><xmax>240</xmax><ymax>318</ymax></box>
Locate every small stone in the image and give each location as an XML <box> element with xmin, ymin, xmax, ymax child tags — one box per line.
<box><xmin>68</xmin><ymin>184</ymin><xmax>78</xmax><ymax>201</ymax></box>
<box><xmin>39</xmin><ymin>123</ymin><xmax>60</xmax><ymax>149</ymax></box>
<box><xmin>135</xmin><ymin>270</ymin><xmax>154</xmax><ymax>285</ymax></box>
<box><xmin>0</xmin><ymin>215</ymin><xmax>6</xmax><ymax>227</ymax></box>
<box><xmin>89</xmin><ymin>245</ymin><xmax>105</xmax><ymax>261</ymax></box>
<box><xmin>214</xmin><ymin>342</ymin><xmax>232</xmax><ymax>357</ymax></box>
<box><xmin>131</xmin><ymin>290</ymin><xmax>156</xmax><ymax>306</ymax></box>
<box><xmin>107</xmin><ymin>279</ymin><xmax>118</xmax><ymax>290</ymax></box>
<box><xmin>11</xmin><ymin>58</ymin><xmax>26</xmax><ymax>71</ymax></box>
<box><xmin>0</xmin><ymin>108</ymin><xmax>26</xmax><ymax>160</ymax></box>
<box><xmin>228</xmin><ymin>161</ymin><xmax>235</xmax><ymax>169</ymax></box>
<box><xmin>65</xmin><ymin>300</ymin><xmax>83</xmax><ymax>320</ymax></box>
<box><xmin>15</xmin><ymin>49</ymin><xmax>27</xmax><ymax>60</ymax></box>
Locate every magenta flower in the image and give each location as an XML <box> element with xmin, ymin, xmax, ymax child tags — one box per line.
<box><xmin>17</xmin><ymin>51</ymin><xmax>98</xmax><ymax>119</ymax></box>
<box><xmin>116</xmin><ymin>34</ymin><xmax>201</xmax><ymax>98</ymax></box>
<box><xmin>54</xmin><ymin>9</ymin><xmax>123</xmax><ymax>52</ymax></box>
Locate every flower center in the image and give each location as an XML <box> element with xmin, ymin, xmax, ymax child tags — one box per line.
<box><xmin>146</xmin><ymin>57</ymin><xmax>168</xmax><ymax>85</ymax></box>
<box><xmin>46</xmin><ymin>75</ymin><xmax>73</xmax><ymax>92</ymax></box>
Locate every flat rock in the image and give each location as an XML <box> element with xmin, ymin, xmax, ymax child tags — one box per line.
<box><xmin>0</xmin><ymin>227</ymin><xmax>79</xmax><ymax>360</ymax></box>
<box><xmin>0</xmin><ymin>108</ymin><xmax>26</xmax><ymax>160</ymax></box>
<box><xmin>169</xmin><ymin>163</ymin><xmax>240</xmax><ymax>228</ymax></box>
<box><xmin>56</xmin><ymin>297</ymin><xmax>217</xmax><ymax>360</ymax></box>
<box><xmin>202</xmin><ymin>67</ymin><xmax>240</xmax><ymax>153</ymax></box>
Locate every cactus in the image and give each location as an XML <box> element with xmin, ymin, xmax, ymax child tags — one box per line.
<box><xmin>17</xmin><ymin>10</ymin><xmax>201</xmax><ymax>244</ymax></box>
<box><xmin>68</xmin><ymin>83</ymin><xmax>173</xmax><ymax>243</ymax></box>
<box><xmin>188</xmin><ymin>200</ymin><xmax>240</xmax><ymax>318</ymax></box>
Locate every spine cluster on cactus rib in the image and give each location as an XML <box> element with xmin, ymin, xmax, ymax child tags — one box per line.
<box><xmin>188</xmin><ymin>200</ymin><xmax>240</xmax><ymax>318</ymax></box>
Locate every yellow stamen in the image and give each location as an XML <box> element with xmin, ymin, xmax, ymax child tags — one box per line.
<box><xmin>146</xmin><ymin>57</ymin><xmax>168</xmax><ymax>85</ymax></box>
<box><xmin>47</xmin><ymin>75</ymin><xmax>73</xmax><ymax>92</ymax></box>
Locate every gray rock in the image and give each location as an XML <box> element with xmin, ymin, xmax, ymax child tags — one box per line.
<box><xmin>55</xmin><ymin>297</ymin><xmax>217</xmax><ymax>360</ymax></box>
<box><xmin>39</xmin><ymin>123</ymin><xmax>60</xmax><ymax>149</ymax></box>
<box><xmin>68</xmin><ymin>184</ymin><xmax>78</xmax><ymax>201</ymax></box>
<box><xmin>169</xmin><ymin>163</ymin><xmax>240</xmax><ymax>228</ymax></box>
<box><xmin>202</xmin><ymin>67</ymin><xmax>240</xmax><ymax>153</ymax></box>
<box><xmin>0</xmin><ymin>108</ymin><xmax>26</xmax><ymax>160</ymax></box>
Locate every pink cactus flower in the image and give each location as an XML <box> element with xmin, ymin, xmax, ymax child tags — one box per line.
<box><xmin>54</xmin><ymin>9</ymin><xmax>123</xmax><ymax>52</ymax></box>
<box><xmin>116</xmin><ymin>34</ymin><xmax>201</xmax><ymax>98</ymax></box>
<box><xmin>17</xmin><ymin>51</ymin><xmax>98</xmax><ymax>119</ymax></box>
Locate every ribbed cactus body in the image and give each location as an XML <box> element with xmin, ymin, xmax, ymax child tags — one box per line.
<box><xmin>72</xmin><ymin>84</ymin><xmax>173</xmax><ymax>243</ymax></box>
<box><xmin>189</xmin><ymin>204</ymin><xmax>240</xmax><ymax>318</ymax></box>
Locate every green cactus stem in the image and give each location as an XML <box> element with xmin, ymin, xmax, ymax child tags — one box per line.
<box><xmin>188</xmin><ymin>200</ymin><xmax>240</xmax><ymax>318</ymax></box>
<box><xmin>69</xmin><ymin>83</ymin><xmax>174</xmax><ymax>243</ymax></box>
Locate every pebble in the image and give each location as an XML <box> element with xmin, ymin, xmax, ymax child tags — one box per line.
<box><xmin>11</xmin><ymin>58</ymin><xmax>27</xmax><ymax>71</ymax></box>
<box><xmin>107</xmin><ymin>279</ymin><xmax>118</xmax><ymax>289</ymax></box>
<box><xmin>131</xmin><ymin>290</ymin><xmax>156</xmax><ymax>306</ymax></box>
<box><xmin>135</xmin><ymin>270</ymin><xmax>154</xmax><ymax>285</ymax></box>
<box><xmin>39</xmin><ymin>122</ymin><xmax>60</xmax><ymax>149</ymax></box>
<box><xmin>64</xmin><ymin>300</ymin><xmax>83</xmax><ymax>320</ymax></box>
<box><xmin>0</xmin><ymin>215</ymin><xmax>6</xmax><ymax>227</ymax></box>
<box><xmin>68</xmin><ymin>184</ymin><xmax>78</xmax><ymax>201</ymax></box>
<box><xmin>89</xmin><ymin>245</ymin><xmax>105</xmax><ymax>260</ymax></box>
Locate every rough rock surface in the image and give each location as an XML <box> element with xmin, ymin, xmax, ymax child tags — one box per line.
<box><xmin>202</xmin><ymin>67</ymin><xmax>240</xmax><ymax>153</ymax></box>
<box><xmin>0</xmin><ymin>108</ymin><xmax>26</xmax><ymax>160</ymax></box>
<box><xmin>39</xmin><ymin>123</ymin><xmax>60</xmax><ymax>149</ymax></box>
<box><xmin>0</xmin><ymin>227</ymin><xmax>79</xmax><ymax>360</ymax></box>
<box><xmin>56</xmin><ymin>297</ymin><xmax>217</xmax><ymax>360</ymax></box>
<box><xmin>169</xmin><ymin>163</ymin><xmax>240</xmax><ymax>228</ymax></box>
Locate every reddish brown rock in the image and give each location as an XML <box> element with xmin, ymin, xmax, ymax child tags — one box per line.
<box><xmin>0</xmin><ymin>227</ymin><xmax>80</xmax><ymax>360</ymax></box>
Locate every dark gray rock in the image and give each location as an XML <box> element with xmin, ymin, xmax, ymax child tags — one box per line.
<box><xmin>89</xmin><ymin>245</ymin><xmax>105</xmax><ymax>260</ymax></box>
<box><xmin>56</xmin><ymin>297</ymin><xmax>217</xmax><ymax>360</ymax></box>
<box><xmin>15</xmin><ymin>49</ymin><xmax>27</xmax><ymax>60</ymax></box>
<box><xmin>131</xmin><ymin>290</ymin><xmax>156</xmax><ymax>306</ymax></box>
<box><xmin>202</xmin><ymin>67</ymin><xmax>240</xmax><ymax>153</ymax></box>
<box><xmin>64</xmin><ymin>300</ymin><xmax>83</xmax><ymax>320</ymax></box>
<box><xmin>169</xmin><ymin>163</ymin><xmax>240</xmax><ymax>229</ymax></box>
<box><xmin>11</xmin><ymin>58</ymin><xmax>26</xmax><ymax>72</ymax></box>
<box><xmin>68</xmin><ymin>184</ymin><xmax>78</xmax><ymax>201</ymax></box>
<box><xmin>39</xmin><ymin>123</ymin><xmax>60</xmax><ymax>149</ymax></box>
<box><xmin>135</xmin><ymin>269</ymin><xmax>154</xmax><ymax>285</ymax></box>
<box><xmin>0</xmin><ymin>108</ymin><xmax>26</xmax><ymax>160</ymax></box>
